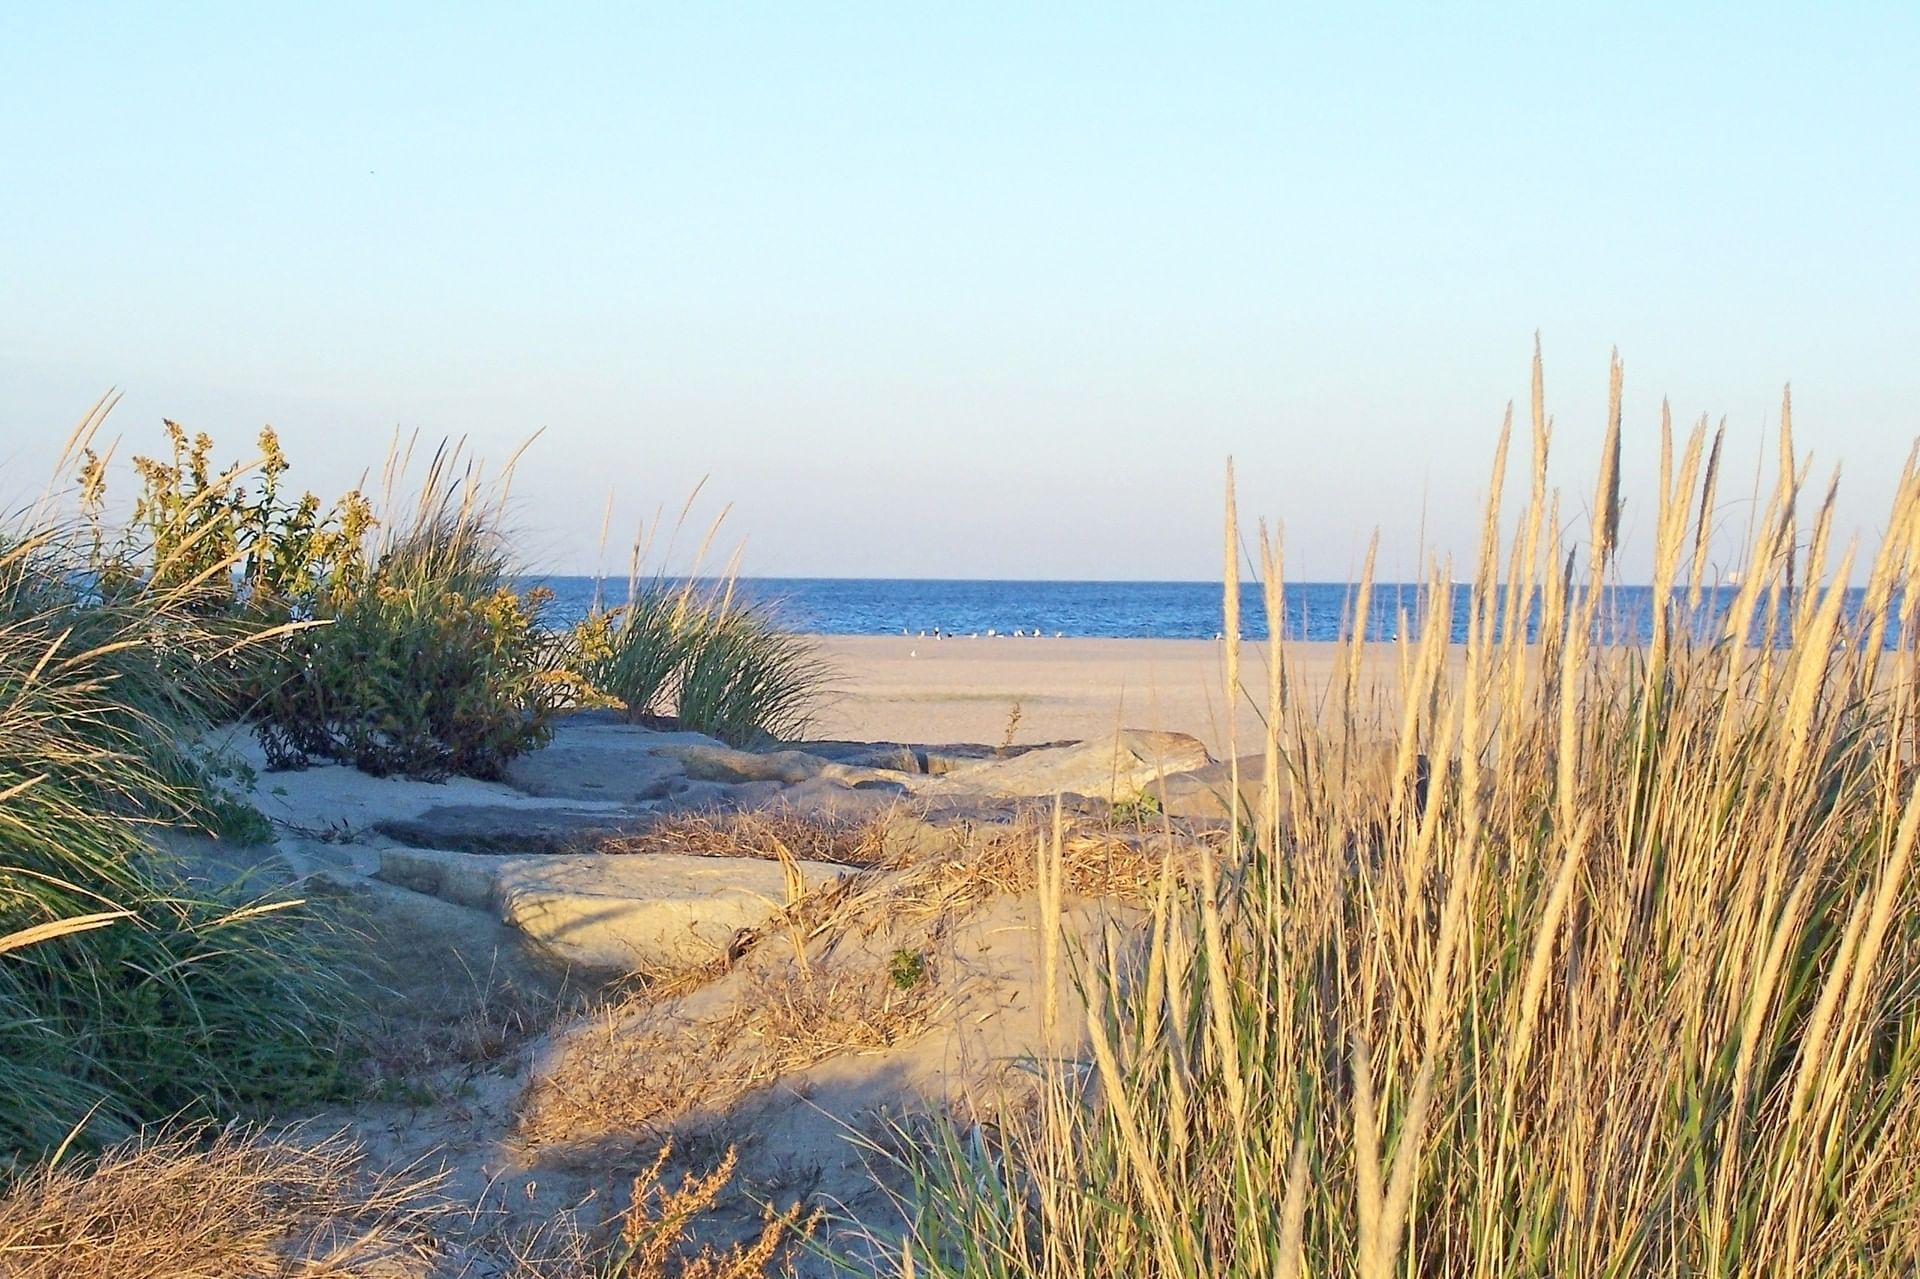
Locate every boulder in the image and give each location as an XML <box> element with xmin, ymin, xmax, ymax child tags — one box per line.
<box><xmin>1153</xmin><ymin>743</ymin><xmax>1431</xmax><ymax>823</ymax></box>
<box><xmin>503</xmin><ymin>728</ymin><xmax>691</xmax><ymax>802</ymax></box>
<box><xmin>376</xmin><ymin>845</ymin><xmax>500</xmax><ymax>909</ymax></box>
<box><xmin>1151</xmin><ymin>756</ymin><xmax>1275</xmax><ymax>821</ymax></box>
<box><xmin>374</xmin><ymin>805</ymin><xmax>660</xmax><ymax>855</ymax></box>
<box><xmin>657</xmin><ymin>743</ymin><xmax>909</xmax><ymax>789</ymax></box>
<box><xmin>785</xmin><ymin>741</ymin><xmax>924</xmax><ymax>773</ymax></box>
<box><xmin>745</xmin><ymin>775</ymin><xmax>912</xmax><ymax>822</ymax></box>
<box><xmin>928</xmin><ymin>730</ymin><xmax>1214</xmax><ymax>801</ymax></box>
<box><xmin>376</xmin><ymin>846</ymin><xmax>848</xmax><ymax>971</ymax></box>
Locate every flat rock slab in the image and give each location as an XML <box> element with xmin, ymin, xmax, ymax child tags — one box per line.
<box><xmin>376</xmin><ymin>845</ymin><xmax>848</xmax><ymax>971</ymax></box>
<box><xmin>926</xmin><ymin>729</ymin><xmax>1214</xmax><ymax>801</ymax></box>
<box><xmin>503</xmin><ymin>722</ymin><xmax>720</xmax><ymax>801</ymax></box>
<box><xmin>657</xmin><ymin>743</ymin><xmax>911</xmax><ymax>789</ymax></box>
<box><xmin>375</xmin><ymin>805</ymin><xmax>663</xmax><ymax>855</ymax></box>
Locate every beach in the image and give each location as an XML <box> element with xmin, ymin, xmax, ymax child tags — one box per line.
<box><xmin>808</xmin><ymin>635</ymin><xmax>1419</xmax><ymax>754</ymax></box>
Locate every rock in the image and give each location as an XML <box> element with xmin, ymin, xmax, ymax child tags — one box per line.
<box><xmin>376</xmin><ymin>845</ymin><xmax>499</xmax><ymax>909</ymax></box>
<box><xmin>1153</xmin><ymin>743</ymin><xmax>1430</xmax><ymax>824</ymax></box>
<box><xmin>917</xmin><ymin>741</ymin><xmax>1077</xmax><ymax>775</ymax></box>
<box><xmin>503</xmin><ymin>726</ymin><xmax>692</xmax><ymax>802</ymax></box>
<box><xmin>1151</xmin><ymin>756</ymin><xmax>1274</xmax><ymax>821</ymax></box>
<box><xmin>749</xmin><ymin>776</ymin><xmax>912</xmax><ymax>822</ymax></box>
<box><xmin>376</xmin><ymin>845</ymin><xmax>848</xmax><ymax>971</ymax></box>
<box><xmin>785</xmin><ymin>741</ymin><xmax>924</xmax><ymax>773</ymax></box>
<box><xmin>928</xmin><ymin>730</ymin><xmax>1214</xmax><ymax>801</ymax></box>
<box><xmin>657</xmin><ymin>743</ymin><xmax>909</xmax><ymax>789</ymax></box>
<box><xmin>374</xmin><ymin>805</ymin><xmax>660</xmax><ymax>855</ymax></box>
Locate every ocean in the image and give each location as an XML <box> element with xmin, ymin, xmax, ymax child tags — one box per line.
<box><xmin>522</xmin><ymin>577</ymin><xmax>1904</xmax><ymax>649</ymax></box>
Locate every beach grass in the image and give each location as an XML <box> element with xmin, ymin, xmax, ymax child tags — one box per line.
<box><xmin>0</xmin><ymin>501</ymin><xmax>354</xmax><ymax>1158</ymax></box>
<box><xmin>881</xmin><ymin>353</ymin><xmax>1920</xmax><ymax>1276</ymax></box>
<box><xmin>582</xmin><ymin>577</ymin><xmax>832</xmax><ymax>746</ymax></box>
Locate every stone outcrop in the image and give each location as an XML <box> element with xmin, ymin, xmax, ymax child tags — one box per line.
<box><xmin>376</xmin><ymin>845</ymin><xmax>848</xmax><ymax>971</ymax></box>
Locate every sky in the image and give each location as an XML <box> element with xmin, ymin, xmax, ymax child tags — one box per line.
<box><xmin>3</xmin><ymin>3</ymin><xmax>1916</xmax><ymax>582</ymax></box>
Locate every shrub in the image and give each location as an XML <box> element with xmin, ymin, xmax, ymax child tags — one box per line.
<box><xmin>257</xmin><ymin>574</ymin><xmax>571</xmax><ymax>780</ymax></box>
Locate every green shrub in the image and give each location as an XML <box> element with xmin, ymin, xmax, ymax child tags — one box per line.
<box><xmin>77</xmin><ymin>422</ymin><xmax>575</xmax><ymax>781</ymax></box>
<box><xmin>256</xmin><ymin>572</ymin><xmax>570</xmax><ymax>780</ymax></box>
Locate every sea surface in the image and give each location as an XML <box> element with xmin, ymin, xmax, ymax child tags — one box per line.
<box><xmin>522</xmin><ymin>577</ymin><xmax>1904</xmax><ymax>649</ymax></box>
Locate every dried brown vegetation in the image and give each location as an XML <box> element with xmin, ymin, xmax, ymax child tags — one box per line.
<box><xmin>0</xmin><ymin>1128</ymin><xmax>436</xmax><ymax>1279</ymax></box>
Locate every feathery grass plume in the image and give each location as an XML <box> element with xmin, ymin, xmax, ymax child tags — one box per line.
<box><xmin>872</xmin><ymin>350</ymin><xmax>1920</xmax><ymax>1278</ymax></box>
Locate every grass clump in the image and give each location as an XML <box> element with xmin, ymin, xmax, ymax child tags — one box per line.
<box><xmin>581</xmin><ymin>578</ymin><xmax>830</xmax><ymax>747</ymax></box>
<box><xmin>880</xmin><ymin>352</ymin><xmax>1920</xmax><ymax>1277</ymax></box>
<box><xmin>0</xmin><ymin>500</ymin><xmax>353</xmax><ymax>1158</ymax></box>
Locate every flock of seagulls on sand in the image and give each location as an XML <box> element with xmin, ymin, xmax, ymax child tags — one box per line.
<box><xmin>903</xmin><ymin>627</ymin><xmax>1064</xmax><ymax>640</ymax></box>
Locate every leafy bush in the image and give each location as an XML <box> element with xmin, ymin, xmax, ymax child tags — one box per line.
<box><xmin>79</xmin><ymin>421</ymin><xmax>576</xmax><ymax>780</ymax></box>
<box><xmin>256</xmin><ymin>572</ymin><xmax>571</xmax><ymax>780</ymax></box>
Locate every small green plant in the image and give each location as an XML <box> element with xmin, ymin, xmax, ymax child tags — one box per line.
<box><xmin>257</xmin><ymin>575</ymin><xmax>571</xmax><ymax>779</ymax></box>
<box><xmin>888</xmin><ymin>948</ymin><xmax>928</xmax><ymax>991</ymax></box>
<box><xmin>1109</xmin><ymin>786</ymin><xmax>1163</xmax><ymax>825</ymax></box>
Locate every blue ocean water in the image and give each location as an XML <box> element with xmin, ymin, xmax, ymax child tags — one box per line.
<box><xmin>522</xmin><ymin>577</ymin><xmax>1903</xmax><ymax>649</ymax></box>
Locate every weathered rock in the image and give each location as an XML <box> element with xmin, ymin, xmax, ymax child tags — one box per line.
<box><xmin>786</xmin><ymin>741</ymin><xmax>924</xmax><ymax>773</ymax></box>
<box><xmin>928</xmin><ymin>729</ymin><xmax>1214</xmax><ymax>801</ymax></box>
<box><xmin>917</xmin><ymin>741</ymin><xmax>1076</xmax><ymax>775</ymax></box>
<box><xmin>657</xmin><ymin>743</ymin><xmax>910</xmax><ymax>790</ymax></box>
<box><xmin>1153</xmin><ymin>742</ymin><xmax>1431</xmax><ymax>823</ymax></box>
<box><xmin>747</xmin><ymin>775</ymin><xmax>912</xmax><ymax>822</ymax></box>
<box><xmin>374</xmin><ymin>805</ymin><xmax>659</xmax><ymax>855</ymax></box>
<box><xmin>376</xmin><ymin>845</ymin><xmax>848</xmax><ymax>970</ymax></box>
<box><xmin>1151</xmin><ymin>755</ymin><xmax>1274</xmax><ymax>821</ymax></box>
<box><xmin>376</xmin><ymin>845</ymin><xmax>499</xmax><ymax>909</ymax></box>
<box><xmin>503</xmin><ymin>726</ymin><xmax>693</xmax><ymax>802</ymax></box>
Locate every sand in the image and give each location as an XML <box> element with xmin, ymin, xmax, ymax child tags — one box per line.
<box><xmin>807</xmin><ymin>636</ymin><xmax>1420</xmax><ymax>756</ymax></box>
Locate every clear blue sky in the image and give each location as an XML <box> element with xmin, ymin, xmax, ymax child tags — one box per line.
<box><xmin>3</xmin><ymin>3</ymin><xmax>1915</xmax><ymax>581</ymax></box>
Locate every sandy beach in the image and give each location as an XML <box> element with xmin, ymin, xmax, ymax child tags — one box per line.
<box><xmin>807</xmin><ymin>635</ymin><xmax>1418</xmax><ymax>755</ymax></box>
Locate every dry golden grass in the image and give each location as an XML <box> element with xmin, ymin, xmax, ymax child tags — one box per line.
<box><xmin>517</xmin><ymin>938</ymin><xmax>949</xmax><ymax>1156</ymax></box>
<box><xmin>592</xmin><ymin>807</ymin><xmax>896</xmax><ymax>866</ymax></box>
<box><xmin>0</xmin><ymin>1128</ymin><xmax>437</xmax><ymax>1279</ymax></box>
<box><xmin>888</xmin><ymin>351</ymin><xmax>1920</xmax><ymax>1277</ymax></box>
<box><xmin>520</xmin><ymin>805</ymin><xmax>1185</xmax><ymax>1174</ymax></box>
<box><xmin>497</xmin><ymin>1142</ymin><xmax>815</xmax><ymax>1279</ymax></box>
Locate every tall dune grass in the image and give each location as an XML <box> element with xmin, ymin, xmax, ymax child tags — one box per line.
<box><xmin>0</xmin><ymin>410</ymin><xmax>353</xmax><ymax>1160</ymax></box>
<box><xmin>0</xmin><ymin>535</ymin><xmax>352</xmax><ymax>1158</ymax></box>
<box><xmin>583</xmin><ymin>575</ymin><xmax>830</xmax><ymax>747</ymax></box>
<box><xmin>885</xmin><ymin>354</ymin><xmax>1920</xmax><ymax>1276</ymax></box>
